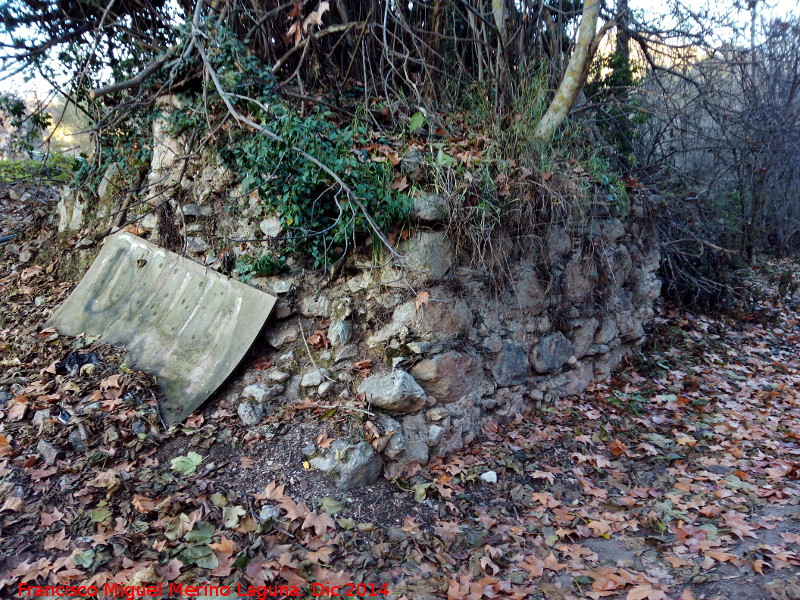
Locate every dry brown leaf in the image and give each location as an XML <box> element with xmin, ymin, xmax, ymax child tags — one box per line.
<box><xmin>354</xmin><ymin>359</ymin><xmax>372</xmax><ymax>378</ymax></box>
<box><xmin>100</xmin><ymin>374</ymin><xmax>121</xmax><ymax>390</ymax></box>
<box><xmin>279</xmin><ymin>497</ymin><xmax>310</xmax><ymax>522</ymax></box>
<box><xmin>121</xmin><ymin>224</ymin><xmax>145</xmax><ymax>235</ymax></box>
<box><xmin>415</xmin><ymin>290</ymin><xmax>431</xmax><ymax>310</ymax></box>
<box><xmin>722</xmin><ymin>510</ymin><xmax>758</xmax><ymax>540</ymax></box>
<box><xmin>184</xmin><ymin>413</ymin><xmax>204</xmax><ymax>428</ymax></box>
<box><xmin>402</xmin><ymin>516</ymin><xmax>420</xmax><ymax>533</ymax></box>
<box><xmin>43</xmin><ymin>528</ymin><xmax>70</xmax><ymax>550</ymax></box>
<box><xmin>307</xmin><ymin>546</ymin><xmax>334</xmax><ymax>563</ymax></box>
<box><xmin>131</xmin><ymin>494</ymin><xmax>157</xmax><ymax>514</ymax></box>
<box><xmin>7</xmin><ymin>397</ymin><xmax>28</xmax><ymax>421</ymax></box>
<box><xmin>302</xmin><ymin>1</ymin><xmax>330</xmax><ymax>32</ymax></box>
<box><xmin>705</xmin><ymin>550</ymin><xmax>738</xmax><ymax>563</ymax></box>
<box><xmin>0</xmin><ymin>434</ymin><xmax>12</xmax><ymax>458</ymax></box>
<box><xmin>316</xmin><ymin>430</ymin><xmax>333</xmax><ymax>449</ymax></box>
<box><xmin>41</xmin><ymin>508</ymin><xmax>65</xmax><ymax>526</ymax></box>
<box><xmin>285</xmin><ymin>21</ymin><xmax>302</xmax><ymax>46</ymax></box>
<box><xmin>307</xmin><ymin>329</ymin><xmax>330</xmax><ymax>349</ymax></box>
<box><xmin>519</xmin><ymin>555</ymin><xmax>544</xmax><ymax>578</ymax></box>
<box><xmin>543</xmin><ymin>552</ymin><xmax>565</xmax><ymax>572</ymax></box>
<box><xmin>1</xmin><ymin>496</ymin><xmax>24</xmax><ymax>512</ymax></box>
<box><xmin>302</xmin><ymin>511</ymin><xmax>335</xmax><ymax>536</ymax></box>
<box><xmin>392</xmin><ymin>176</ymin><xmax>409</xmax><ymax>191</ymax></box>
<box><xmin>254</xmin><ymin>480</ymin><xmax>286</xmax><ymax>501</ymax></box>
<box><xmin>209</xmin><ymin>535</ymin><xmax>237</xmax><ymax>556</ymax></box>
<box><xmin>609</xmin><ymin>439</ymin><xmax>628</xmax><ymax>457</ymax></box>
<box><xmin>627</xmin><ymin>585</ymin><xmax>668</xmax><ymax>600</ymax></box>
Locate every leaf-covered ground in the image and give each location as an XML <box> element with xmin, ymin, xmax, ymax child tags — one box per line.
<box><xmin>1</xmin><ymin>184</ymin><xmax>800</xmax><ymax>600</ymax></box>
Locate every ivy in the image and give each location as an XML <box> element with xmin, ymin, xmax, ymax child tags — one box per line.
<box><xmin>171</xmin><ymin>23</ymin><xmax>410</xmax><ymax>269</ymax></box>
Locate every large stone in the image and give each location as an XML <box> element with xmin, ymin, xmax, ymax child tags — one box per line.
<box><xmin>401</xmin><ymin>147</ymin><xmax>425</xmax><ymax>183</ymax></box>
<box><xmin>97</xmin><ymin>163</ymin><xmax>122</xmax><ymax>201</ymax></box>
<box><xmin>280</xmin><ymin>375</ymin><xmax>302</xmax><ymax>403</ymax></box>
<box><xmin>374</xmin><ymin>413</ymin><xmax>405</xmax><ymax>460</ymax></box>
<box><xmin>139</xmin><ymin>212</ymin><xmax>158</xmax><ymax>232</ymax></box>
<box><xmin>256</xmin><ymin>277</ymin><xmax>293</xmax><ymax>295</ymax></box>
<box><xmin>242</xmin><ymin>384</ymin><xmax>283</xmax><ymax>403</ymax></box>
<box><xmin>616</xmin><ymin>309</ymin><xmax>644</xmax><ymax>342</ymax></box>
<box><xmin>633</xmin><ymin>268</ymin><xmax>662</xmax><ymax>307</ymax></box>
<box><xmin>145</xmin><ymin>95</ymin><xmax>185</xmax><ymax>204</ymax></box>
<box><xmin>594</xmin><ymin>317</ymin><xmax>618</xmax><ymax>345</ymax></box>
<box><xmin>602</xmin><ymin>245</ymin><xmax>634</xmax><ymax>288</ymax></box>
<box><xmin>512</xmin><ymin>267</ymin><xmax>548</xmax><ymax>314</ymax></box>
<box><xmin>259</xmin><ymin>216</ymin><xmax>283</xmax><ymax>238</ymax></box>
<box><xmin>600</xmin><ymin>218</ymin><xmax>626</xmax><ymax>243</ymax></box>
<box><xmin>531</xmin><ymin>332</ymin><xmax>573</xmax><ymax>374</ymax></box>
<box><xmin>266</xmin><ymin>370</ymin><xmax>291</xmax><ymax>383</ymax></box>
<box><xmin>183</xmin><ymin>204</ymin><xmax>213</xmax><ymax>218</ymax></box>
<box><xmin>430</xmin><ymin>395</ymin><xmax>481</xmax><ymax>457</ymax></box>
<box><xmin>412</xmin><ymin>193</ymin><xmax>447</xmax><ymax>224</ymax></box>
<box><xmin>310</xmin><ymin>440</ymin><xmax>382</xmax><ymax>489</ymax></box>
<box><xmin>238</xmin><ymin>401</ymin><xmax>264</xmax><ymax>425</ymax></box>
<box><xmin>328</xmin><ymin>320</ymin><xmax>352</xmax><ymax>347</ymax></box>
<box><xmin>68</xmin><ymin>427</ymin><xmax>88</xmax><ymax>453</ymax></box>
<box><xmin>358</xmin><ymin>371</ymin><xmax>426</xmax><ymax>414</ymax></box>
<box><xmin>298</xmin><ymin>293</ymin><xmax>332</xmax><ymax>317</ymax></box>
<box><xmin>563</xmin><ymin>257</ymin><xmax>598</xmax><ymax>303</ymax></box>
<box><xmin>570</xmin><ymin>318</ymin><xmax>599</xmax><ymax>358</ymax></box>
<box><xmin>301</xmin><ymin>369</ymin><xmax>329</xmax><ymax>388</ymax></box>
<box><xmin>564</xmin><ymin>360</ymin><xmax>594</xmax><ymax>395</ymax></box>
<box><xmin>400</xmin><ymin>413</ymin><xmax>430</xmax><ymax>465</ymax></box>
<box><xmin>335</xmin><ymin>344</ymin><xmax>358</xmax><ymax>362</ymax></box>
<box><xmin>185</xmin><ymin>237</ymin><xmax>208</xmax><ymax>253</ymax></box>
<box><xmin>37</xmin><ymin>440</ymin><xmax>63</xmax><ymax>465</ymax></box>
<box><xmin>490</xmin><ymin>342</ymin><xmax>528</xmax><ymax>386</ymax></box>
<box><xmin>266</xmin><ymin>323</ymin><xmax>300</xmax><ymax>348</ymax></box>
<box><xmin>382</xmin><ymin>231</ymin><xmax>455</xmax><ymax>288</ymax></box>
<box><xmin>368</xmin><ymin>287</ymin><xmax>472</xmax><ymax>346</ymax></box>
<box><xmin>428</xmin><ymin>425</ymin><xmax>445</xmax><ymax>446</ymax></box>
<box><xmin>410</xmin><ymin>351</ymin><xmax>484</xmax><ymax>403</ymax></box>
<box><xmin>547</xmin><ymin>227</ymin><xmax>572</xmax><ymax>263</ymax></box>
<box><xmin>56</xmin><ymin>186</ymin><xmax>85</xmax><ymax>233</ymax></box>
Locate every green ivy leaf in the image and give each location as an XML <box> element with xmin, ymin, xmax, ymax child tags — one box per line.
<box><xmin>321</xmin><ymin>497</ymin><xmax>343</xmax><ymax>515</ymax></box>
<box><xmin>171</xmin><ymin>451</ymin><xmax>204</xmax><ymax>475</ymax></box>
<box><xmin>91</xmin><ymin>508</ymin><xmax>112</xmax><ymax>523</ymax></box>
<box><xmin>179</xmin><ymin>545</ymin><xmax>219</xmax><ymax>570</ymax></box>
<box><xmin>410</xmin><ymin>111</ymin><xmax>425</xmax><ymax>131</ymax></box>
<box><xmin>222</xmin><ymin>505</ymin><xmax>246</xmax><ymax>529</ymax></box>
<box><xmin>74</xmin><ymin>549</ymin><xmax>96</xmax><ymax>568</ymax></box>
<box><xmin>185</xmin><ymin>520</ymin><xmax>215</xmax><ymax>544</ymax></box>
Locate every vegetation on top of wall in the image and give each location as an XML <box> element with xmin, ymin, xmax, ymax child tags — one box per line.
<box><xmin>164</xmin><ymin>23</ymin><xmax>411</xmax><ymax>270</ymax></box>
<box><xmin>0</xmin><ymin>154</ymin><xmax>81</xmax><ymax>184</ymax></box>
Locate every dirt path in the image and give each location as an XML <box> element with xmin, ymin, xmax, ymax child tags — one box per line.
<box><xmin>1</xmin><ymin>185</ymin><xmax>799</xmax><ymax>600</ymax></box>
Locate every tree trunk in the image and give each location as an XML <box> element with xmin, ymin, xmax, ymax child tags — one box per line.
<box><xmin>534</xmin><ymin>0</ymin><xmax>600</xmax><ymax>141</ymax></box>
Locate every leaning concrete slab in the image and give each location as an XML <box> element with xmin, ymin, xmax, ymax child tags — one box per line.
<box><xmin>47</xmin><ymin>232</ymin><xmax>276</xmax><ymax>425</ymax></box>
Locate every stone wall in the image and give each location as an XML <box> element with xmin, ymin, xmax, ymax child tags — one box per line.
<box><xmin>244</xmin><ymin>203</ymin><xmax>660</xmax><ymax>480</ymax></box>
<box><xmin>55</xmin><ymin>105</ymin><xmax>661</xmax><ymax>485</ymax></box>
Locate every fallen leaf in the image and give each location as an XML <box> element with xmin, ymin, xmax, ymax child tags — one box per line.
<box><xmin>415</xmin><ymin>290</ymin><xmax>431</xmax><ymax>310</ymax></box>
<box><xmin>302</xmin><ymin>511</ymin><xmax>335</xmax><ymax>536</ymax></box>
<box><xmin>254</xmin><ymin>480</ymin><xmax>286</xmax><ymax>501</ymax></box>
<box><xmin>1</xmin><ymin>496</ymin><xmax>24</xmax><ymax>512</ymax></box>
<box><xmin>609</xmin><ymin>439</ymin><xmax>628</xmax><ymax>457</ymax></box>
<box><xmin>0</xmin><ymin>434</ymin><xmax>12</xmax><ymax>457</ymax></box>
<box><xmin>132</xmin><ymin>494</ymin><xmax>157</xmax><ymax>514</ymax></box>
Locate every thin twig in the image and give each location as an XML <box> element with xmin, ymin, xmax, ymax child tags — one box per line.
<box><xmin>297</xmin><ymin>318</ymin><xmax>334</xmax><ymax>382</ymax></box>
<box><xmin>315</xmin><ymin>404</ymin><xmax>375</xmax><ymax>416</ymax></box>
